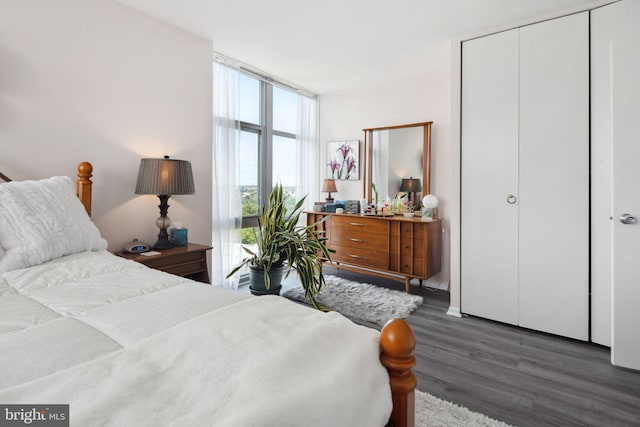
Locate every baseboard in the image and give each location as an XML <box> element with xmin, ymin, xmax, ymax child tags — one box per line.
<box><xmin>446</xmin><ymin>306</ymin><xmax>462</xmax><ymax>318</ymax></box>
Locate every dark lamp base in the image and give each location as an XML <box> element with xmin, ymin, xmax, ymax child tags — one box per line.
<box><xmin>153</xmin><ymin>235</ymin><xmax>173</xmax><ymax>250</ymax></box>
<box><xmin>153</xmin><ymin>195</ymin><xmax>173</xmax><ymax>250</ymax></box>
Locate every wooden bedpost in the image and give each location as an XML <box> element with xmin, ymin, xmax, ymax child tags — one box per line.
<box><xmin>77</xmin><ymin>162</ymin><xmax>93</xmax><ymax>216</ymax></box>
<box><xmin>380</xmin><ymin>318</ymin><xmax>416</xmax><ymax>427</ymax></box>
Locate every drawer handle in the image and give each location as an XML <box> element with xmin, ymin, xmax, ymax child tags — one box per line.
<box><xmin>349</xmin><ymin>222</ymin><xmax>367</xmax><ymax>227</ymax></box>
<box><xmin>403</xmin><ymin>244</ymin><xmax>410</xmax><ymax>249</ymax></box>
<box><xmin>348</xmin><ymin>254</ymin><xmax>365</xmax><ymax>259</ymax></box>
<box><xmin>349</xmin><ymin>238</ymin><xmax>366</xmax><ymax>243</ymax></box>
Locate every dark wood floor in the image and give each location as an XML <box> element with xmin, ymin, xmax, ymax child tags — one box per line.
<box><xmin>327</xmin><ymin>268</ymin><xmax>640</xmax><ymax>427</ymax></box>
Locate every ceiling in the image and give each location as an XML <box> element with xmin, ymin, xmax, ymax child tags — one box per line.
<box><xmin>115</xmin><ymin>0</ymin><xmax>609</xmax><ymax>94</ymax></box>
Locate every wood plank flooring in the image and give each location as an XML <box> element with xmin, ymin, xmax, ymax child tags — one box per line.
<box><xmin>326</xmin><ymin>268</ymin><xmax>640</xmax><ymax>427</ymax></box>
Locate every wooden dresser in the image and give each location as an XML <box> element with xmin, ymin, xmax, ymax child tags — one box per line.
<box><xmin>307</xmin><ymin>212</ymin><xmax>442</xmax><ymax>292</ymax></box>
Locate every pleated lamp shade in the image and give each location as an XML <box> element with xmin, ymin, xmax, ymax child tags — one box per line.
<box><xmin>399</xmin><ymin>177</ymin><xmax>421</xmax><ymax>193</ymax></box>
<box><xmin>135</xmin><ymin>156</ymin><xmax>195</xmax><ymax>196</ymax></box>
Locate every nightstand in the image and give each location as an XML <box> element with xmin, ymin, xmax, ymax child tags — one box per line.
<box><xmin>115</xmin><ymin>243</ymin><xmax>213</xmax><ymax>283</ymax></box>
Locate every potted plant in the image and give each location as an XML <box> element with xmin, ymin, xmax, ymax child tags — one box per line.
<box><xmin>226</xmin><ymin>183</ymin><xmax>333</xmax><ymax>309</ymax></box>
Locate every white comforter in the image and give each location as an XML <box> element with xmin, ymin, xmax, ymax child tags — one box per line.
<box><xmin>0</xmin><ymin>251</ymin><xmax>391</xmax><ymax>426</ymax></box>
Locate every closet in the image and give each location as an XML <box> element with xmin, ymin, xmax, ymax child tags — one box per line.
<box><xmin>461</xmin><ymin>13</ymin><xmax>589</xmax><ymax>340</ymax></box>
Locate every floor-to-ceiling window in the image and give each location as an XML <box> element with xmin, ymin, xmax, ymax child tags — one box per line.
<box><xmin>212</xmin><ymin>58</ymin><xmax>318</xmax><ymax>287</ymax></box>
<box><xmin>237</xmin><ymin>72</ymin><xmax>302</xmax><ymax>244</ymax></box>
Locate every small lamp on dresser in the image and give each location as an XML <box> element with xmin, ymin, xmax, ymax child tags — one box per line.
<box><xmin>322</xmin><ymin>179</ymin><xmax>338</xmax><ymax>203</ymax></box>
<box><xmin>422</xmin><ymin>194</ymin><xmax>439</xmax><ymax>220</ymax></box>
<box><xmin>135</xmin><ymin>155</ymin><xmax>195</xmax><ymax>250</ymax></box>
<box><xmin>400</xmin><ymin>177</ymin><xmax>421</xmax><ymax>209</ymax></box>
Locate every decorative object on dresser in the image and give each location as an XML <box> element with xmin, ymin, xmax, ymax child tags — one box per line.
<box><xmin>326</xmin><ymin>140</ymin><xmax>359</xmax><ymax>180</ymax></box>
<box><xmin>422</xmin><ymin>194</ymin><xmax>439</xmax><ymax>220</ymax></box>
<box><xmin>307</xmin><ymin>212</ymin><xmax>442</xmax><ymax>292</ymax></box>
<box><xmin>321</xmin><ymin>178</ymin><xmax>338</xmax><ymax>203</ymax></box>
<box><xmin>116</xmin><ymin>243</ymin><xmax>212</xmax><ymax>283</ymax></box>
<box><xmin>227</xmin><ymin>183</ymin><xmax>333</xmax><ymax>307</ymax></box>
<box><xmin>135</xmin><ymin>156</ymin><xmax>195</xmax><ymax>250</ymax></box>
<box><xmin>344</xmin><ymin>199</ymin><xmax>360</xmax><ymax>214</ymax></box>
<box><xmin>283</xmin><ymin>275</ymin><xmax>423</xmax><ymax>327</ymax></box>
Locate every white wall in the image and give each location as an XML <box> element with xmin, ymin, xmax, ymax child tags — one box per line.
<box><xmin>0</xmin><ymin>0</ymin><xmax>213</xmax><ymax>253</ymax></box>
<box><xmin>319</xmin><ymin>41</ymin><xmax>452</xmax><ymax>289</ymax></box>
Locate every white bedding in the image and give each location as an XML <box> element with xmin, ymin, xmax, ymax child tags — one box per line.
<box><xmin>0</xmin><ymin>251</ymin><xmax>391</xmax><ymax>426</ymax></box>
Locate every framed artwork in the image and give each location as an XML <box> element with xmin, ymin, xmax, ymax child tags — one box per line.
<box><xmin>326</xmin><ymin>140</ymin><xmax>360</xmax><ymax>180</ymax></box>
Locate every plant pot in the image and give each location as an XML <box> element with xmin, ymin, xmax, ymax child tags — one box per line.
<box><xmin>248</xmin><ymin>265</ymin><xmax>285</xmax><ymax>296</ymax></box>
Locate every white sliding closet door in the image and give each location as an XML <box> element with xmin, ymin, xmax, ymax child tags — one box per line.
<box><xmin>518</xmin><ymin>13</ymin><xmax>589</xmax><ymax>340</ymax></box>
<box><xmin>461</xmin><ymin>13</ymin><xmax>589</xmax><ymax>340</ymax></box>
<box><xmin>461</xmin><ymin>29</ymin><xmax>519</xmax><ymax>325</ymax></box>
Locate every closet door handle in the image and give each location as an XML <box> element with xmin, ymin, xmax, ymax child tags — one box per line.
<box><xmin>507</xmin><ymin>194</ymin><xmax>517</xmax><ymax>205</ymax></box>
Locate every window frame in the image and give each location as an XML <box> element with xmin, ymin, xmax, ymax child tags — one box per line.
<box><xmin>239</xmin><ymin>73</ymin><xmax>298</xmax><ymax>230</ymax></box>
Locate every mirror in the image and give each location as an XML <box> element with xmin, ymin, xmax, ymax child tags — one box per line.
<box><xmin>363</xmin><ymin>121</ymin><xmax>432</xmax><ymax>204</ymax></box>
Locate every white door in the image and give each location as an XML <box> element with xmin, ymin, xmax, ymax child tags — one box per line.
<box><xmin>461</xmin><ymin>29</ymin><xmax>519</xmax><ymax>325</ymax></box>
<box><xmin>518</xmin><ymin>12</ymin><xmax>589</xmax><ymax>340</ymax></box>
<box><xmin>608</xmin><ymin>2</ymin><xmax>640</xmax><ymax>371</ymax></box>
<box><xmin>612</xmin><ymin>36</ymin><xmax>640</xmax><ymax>370</ymax></box>
<box><xmin>591</xmin><ymin>0</ymin><xmax>640</xmax><ymax>371</ymax></box>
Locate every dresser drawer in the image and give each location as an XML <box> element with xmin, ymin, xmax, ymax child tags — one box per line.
<box><xmin>390</xmin><ymin>236</ymin><xmax>425</xmax><ymax>258</ymax></box>
<box><xmin>330</xmin><ymin>216</ymin><xmax>389</xmax><ymax>249</ymax></box>
<box><xmin>158</xmin><ymin>259</ymin><xmax>208</xmax><ymax>277</ymax></box>
<box><xmin>331</xmin><ymin>216</ymin><xmax>389</xmax><ymax>233</ymax></box>
<box><xmin>331</xmin><ymin>229</ymin><xmax>389</xmax><ymax>249</ymax></box>
<box><xmin>390</xmin><ymin>255</ymin><xmax>426</xmax><ymax>276</ymax></box>
<box><xmin>331</xmin><ymin>245</ymin><xmax>389</xmax><ymax>270</ymax></box>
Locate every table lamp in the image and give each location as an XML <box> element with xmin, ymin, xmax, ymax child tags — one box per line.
<box><xmin>322</xmin><ymin>179</ymin><xmax>338</xmax><ymax>203</ymax></box>
<box><xmin>422</xmin><ymin>194</ymin><xmax>439</xmax><ymax>220</ymax></box>
<box><xmin>399</xmin><ymin>177</ymin><xmax>421</xmax><ymax>209</ymax></box>
<box><xmin>135</xmin><ymin>156</ymin><xmax>195</xmax><ymax>250</ymax></box>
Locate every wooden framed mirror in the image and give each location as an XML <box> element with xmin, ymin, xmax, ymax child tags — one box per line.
<box><xmin>363</xmin><ymin>121</ymin><xmax>433</xmax><ymax>204</ymax></box>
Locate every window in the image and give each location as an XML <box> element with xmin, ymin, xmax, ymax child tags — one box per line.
<box><xmin>237</xmin><ymin>72</ymin><xmax>302</xmax><ymax>243</ymax></box>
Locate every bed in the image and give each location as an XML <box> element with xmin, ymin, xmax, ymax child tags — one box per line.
<box><xmin>0</xmin><ymin>162</ymin><xmax>417</xmax><ymax>426</ymax></box>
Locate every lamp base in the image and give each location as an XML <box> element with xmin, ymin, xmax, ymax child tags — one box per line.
<box><xmin>153</xmin><ymin>233</ymin><xmax>173</xmax><ymax>250</ymax></box>
<box><xmin>153</xmin><ymin>195</ymin><xmax>174</xmax><ymax>250</ymax></box>
<box><xmin>325</xmin><ymin>197</ymin><xmax>334</xmax><ymax>203</ymax></box>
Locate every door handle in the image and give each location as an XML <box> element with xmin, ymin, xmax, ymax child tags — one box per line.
<box><xmin>619</xmin><ymin>213</ymin><xmax>638</xmax><ymax>225</ymax></box>
<box><xmin>506</xmin><ymin>194</ymin><xmax>517</xmax><ymax>205</ymax></box>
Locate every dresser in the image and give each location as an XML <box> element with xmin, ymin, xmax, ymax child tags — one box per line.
<box><xmin>307</xmin><ymin>212</ymin><xmax>442</xmax><ymax>292</ymax></box>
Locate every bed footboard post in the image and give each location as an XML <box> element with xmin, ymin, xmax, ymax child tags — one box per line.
<box><xmin>77</xmin><ymin>162</ymin><xmax>93</xmax><ymax>216</ymax></box>
<box><xmin>380</xmin><ymin>318</ymin><xmax>416</xmax><ymax>427</ymax></box>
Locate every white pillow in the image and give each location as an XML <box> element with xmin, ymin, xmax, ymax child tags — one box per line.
<box><xmin>0</xmin><ymin>176</ymin><xmax>107</xmax><ymax>273</ymax></box>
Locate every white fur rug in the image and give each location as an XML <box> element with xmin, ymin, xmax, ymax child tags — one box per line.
<box><xmin>282</xmin><ymin>275</ymin><xmax>423</xmax><ymax>326</ymax></box>
<box><xmin>415</xmin><ymin>390</ymin><xmax>513</xmax><ymax>427</ymax></box>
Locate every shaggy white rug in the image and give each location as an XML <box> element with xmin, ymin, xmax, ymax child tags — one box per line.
<box><xmin>282</xmin><ymin>275</ymin><xmax>423</xmax><ymax>326</ymax></box>
<box><xmin>415</xmin><ymin>390</ymin><xmax>513</xmax><ymax>427</ymax></box>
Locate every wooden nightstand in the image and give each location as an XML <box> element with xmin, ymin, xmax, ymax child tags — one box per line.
<box><xmin>115</xmin><ymin>243</ymin><xmax>213</xmax><ymax>283</ymax></box>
